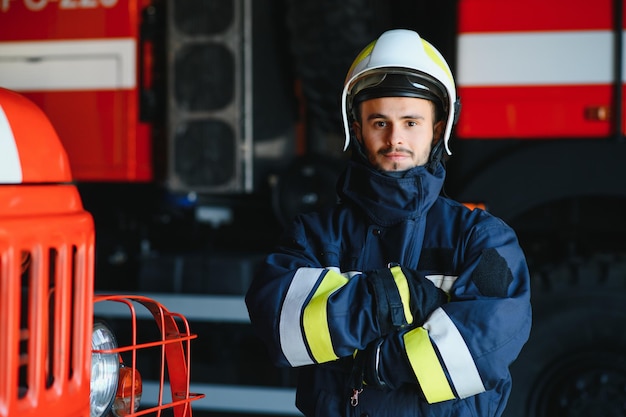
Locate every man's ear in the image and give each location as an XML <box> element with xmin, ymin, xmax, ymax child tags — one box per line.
<box><xmin>352</xmin><ymin>121</ymin><xmax>363</xmax><ymax>144</ymax></box>
<box><xmin>433</xmin><ymin>120</ymin><xmax>444</xmax><ymax>145</ymax></box>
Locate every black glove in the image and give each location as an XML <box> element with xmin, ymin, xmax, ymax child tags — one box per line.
<box><xmin>367</xmin><ymin>265</ymin><xmax>447</xmax><ymax>335</ymax></box>
<box><xmin>352</xmin><ymin>337</ymin><xmax>395</xmax><ymax>392</ymax></box>
<box><xmin>350</xmin><ymin>337</ymin><xmax>386</xmax><ymax>399</ymax></box>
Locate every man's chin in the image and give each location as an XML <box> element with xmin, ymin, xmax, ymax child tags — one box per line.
<box><xmin>377</xmin><ymin>164</ymin><xmax>412</xmax><ymax>175</ymax></box>
<box><xmin>379</xmin><ymin>162</ymin><xmax>414</xmax><ymax>172</ymax></box>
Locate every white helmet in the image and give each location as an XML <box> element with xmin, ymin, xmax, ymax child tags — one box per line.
<box><xmin>341</xmin><ymin>29</ymin><xmax>459</xmax><ymax>155</ymax></box>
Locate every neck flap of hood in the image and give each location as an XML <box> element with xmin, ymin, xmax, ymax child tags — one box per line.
<box><xmin>337</xmin><ymin>159</ymin><xmax>446</xmax><ymax>226</ymax></box>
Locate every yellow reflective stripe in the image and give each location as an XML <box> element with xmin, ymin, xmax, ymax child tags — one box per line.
<box><xmin>302</xmin><ymin>269</ymin><xmax>348</xmax><ymax>363</ymax></box>
<box><xmin>404</xmin><ymin>327</ymin><xmax>455</xmax><ymax>403</ymax></box>
<box><xmin>421</xmin><ymin>39</ymin><xmax>454</xmax><ymax>85</ymax></box>
<box><xmin>389</xmin><ymin>266</ymin><xmax>414</xmax><ymax>325</ymax></box>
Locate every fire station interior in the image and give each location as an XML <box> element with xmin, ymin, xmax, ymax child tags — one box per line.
<box><xmin>4</xmin><ymin>0</ymin><xmax>626</xmax><ymax>416</ymax></box>
<box><xmin>87</xmin><ymin>2</ymin><xmax>466</xmax><ymax>414</ymax></box>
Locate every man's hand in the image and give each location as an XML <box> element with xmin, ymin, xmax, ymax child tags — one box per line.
<box><xmin>367</xmin><ymin>265</ymin><xmax>447</xmax><ymax>335</ymax></box>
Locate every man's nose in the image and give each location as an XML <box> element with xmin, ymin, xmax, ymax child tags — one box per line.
<box><xmin>386</xmin><ymin>125</ymin><xmax>403</xmax><ymax>146</ymax></box>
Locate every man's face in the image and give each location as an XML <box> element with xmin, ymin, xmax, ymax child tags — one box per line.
<box><xmin>352</xmin><ymin>96</ymin><xmax>443</xmax><ymax>172</ymax></box>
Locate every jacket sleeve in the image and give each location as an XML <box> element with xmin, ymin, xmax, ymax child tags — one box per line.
<box><xmin>244</xmin><ymin>215</ymin><xmax>446</xmax><ymax>368</ymax></box>
<box><xmin>371</xmin><ymin>218</ymin><xmax>532</xmax><ymax>404</ymax></box>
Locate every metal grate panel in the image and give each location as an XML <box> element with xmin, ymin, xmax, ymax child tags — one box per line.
<box><xmin>167</xmin><ymin>0</ymin><xmax>253</xmax><ymax>193</ymax></box>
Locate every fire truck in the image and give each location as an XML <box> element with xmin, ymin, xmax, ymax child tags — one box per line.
<box><xmin>1</xmin><ymin>0</ymin><xmax>625</xmax><ymax>416</ymax></box>
<box><xmin>0</xmin><ymin>86</ymin><xmax>203</xmax><ymax>416</ymax></box>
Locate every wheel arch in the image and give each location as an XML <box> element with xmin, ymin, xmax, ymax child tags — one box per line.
<box><xmin>452</xmin><ymin>140</ymin><xmax>626</xmax><ymax>224</ymax></box>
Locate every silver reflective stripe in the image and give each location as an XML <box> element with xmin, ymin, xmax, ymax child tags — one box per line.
<box><xmin>424</xmin><ymin>308</ymin><xmax>486</xmax><ymax>398</ymax></box>
<box><xmin>457</xmin><ymin>31</ymin><xmax>615</xmax><ymax>86</ymax></box>
<box><xmin>279</xmin><ymin>267</ymin><xmax>324</xmax><ymax>366</ymax></box>
<box><xmin>0</xmin><ymin>39</ymin><xmax>137</xmax><ymax>91</ymax></box>
<box><xmin>425</xmin><ymin>274</ymin><xmax>458</xmax><ymax>293</ymax></box>
<box><xmin>0</xmin><ymin>105</ymin><xmax>22</xmax><ymax>183</ymax></box>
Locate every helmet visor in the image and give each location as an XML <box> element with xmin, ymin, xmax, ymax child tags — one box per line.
<box><xmin>349</xmin><ymin>70</ymin><xmax>448</xmax><ymax>120</ymax></box>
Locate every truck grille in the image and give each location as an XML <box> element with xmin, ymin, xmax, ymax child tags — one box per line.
<box><xmin>0</xmin><ymin>185</ymin><xmax>94</xmax><ymax>417</ymax></box>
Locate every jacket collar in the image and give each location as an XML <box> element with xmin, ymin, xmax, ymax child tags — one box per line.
<box><xmin>337</xmin><ymin>158</ymin><xmax>445</xmax><ymax>226</ymax></box>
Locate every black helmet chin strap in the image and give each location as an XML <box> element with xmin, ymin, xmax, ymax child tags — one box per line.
<box><xmin>348</xmin><ymin>124</ymin><xmax>369</xmax><ymax>162</ymax></box>
<box><xmin>426</xmin><ymin>139</ymin><xmax>445</xmax><ymax>173</ymax></box>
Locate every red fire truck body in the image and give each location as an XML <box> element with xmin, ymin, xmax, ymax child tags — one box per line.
<box><xmin>1</xmin><ymin>0</ymin><xmax>626</xmax><ymax>416</ymax></box>
<box><xmin>457</xmin><ymin>0</ymin><xmax>618</xmax><ymax>139</ymax></box>
<box><xmin>450</xmin><ymin>0</ymin><xmax>626</xmax><ymax>221</ymax></box>
<box><xmin>0</xmin><ymin>0</ymin><xmax>152</xmax><ymax>182</ymax></box>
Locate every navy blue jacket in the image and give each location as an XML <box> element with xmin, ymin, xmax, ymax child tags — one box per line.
<box><xmin>246</xmin><ymin>157</ymin><xmax>532</xmax><ymax>417</ymax></box>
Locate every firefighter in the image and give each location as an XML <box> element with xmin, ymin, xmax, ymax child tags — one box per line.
<box><xmin>245</xmin><ymin>29</ymin><xmax>531</xmax><ymax>417</ymax></box>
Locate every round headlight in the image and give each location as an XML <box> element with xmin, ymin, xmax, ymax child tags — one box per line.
<box><xmin>90</xmin><ymin>321</ymin><xmax>120</xmax><ymax>417</ymax></box>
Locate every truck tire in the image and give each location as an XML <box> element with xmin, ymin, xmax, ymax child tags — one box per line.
<box><xmin>504</xmin><ymin>253</ymin><xmax>626</xmax><ymax>417</ymax></box>
<box><xmin>284</xmin><ymin>0</ymin><xmax>390</xmax><ymax>150</ymax></box>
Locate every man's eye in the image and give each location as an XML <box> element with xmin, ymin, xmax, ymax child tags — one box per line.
<box><xmin>375</xmin><ymin>121</ymin><xmax>386</xmax><ymax>127</ymax></box>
